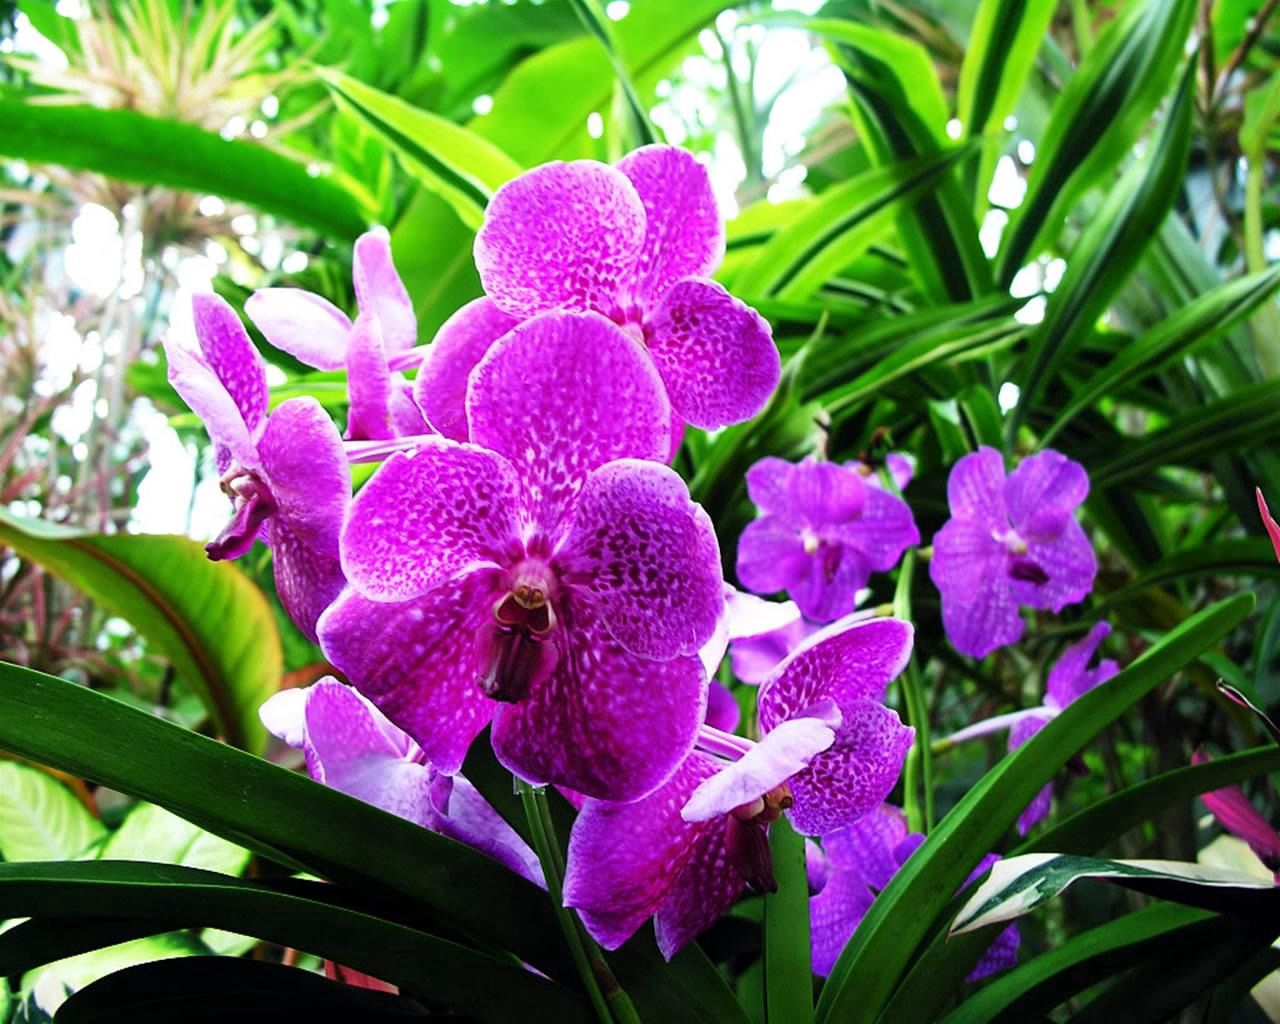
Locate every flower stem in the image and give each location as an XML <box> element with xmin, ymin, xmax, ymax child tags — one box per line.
<box><xmin>763</xmin><ymin>817</ymin><xmax>813</xmax><ymax>1024</ymax></box>
<box><xmin>893</xmin><ymin>550</ymin><xmax>934</xmax><ymax>832</ymax></box>
<box><xmin>517</xmin><ymin>780</ymin><xmax>639</xmax><ymax>1024</ymax></box>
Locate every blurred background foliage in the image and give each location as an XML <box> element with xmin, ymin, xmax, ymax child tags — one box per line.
<box><xmin>0</xmin><ymin>0</ymin><xmax>1278</xmax><ymax>1020</ymax></box>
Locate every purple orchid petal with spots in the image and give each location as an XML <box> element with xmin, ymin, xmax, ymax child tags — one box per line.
<box><xmin>353</xmin><ymin>228</ymin><xmax>416</xmax><ymax>354</ymax></box>
<box><xmin>738</xmin><ymin>456</ymin><xmax>918</xmax><ymax>623</ymax></box>
<box><xmin>415</xmin><ymin>298</ymin><xmax>519</xmax><ymax>442</ymax></box>
<box><xmin>727</xmin><ymin>597</ymin><xmax>829</xmax><ymax>686</ymax></box>
<box><xmin>259</xmin><ymin>679</ymin><xmax>541</xmax><ymax>884</ymax></box>
<box><xmin>930</xmin><ymin>446</ymin><xmax>1096</xmax><ymax>658</ymax></box>
<box><xmin>344</xmin><ymin>313</ymin><xmax>396</xmax><ymax>441</ymax></box>
<box><xmin>191</xmin><ymin>293</ymin><xmax>268</xmax><ymax>439</ymax></box>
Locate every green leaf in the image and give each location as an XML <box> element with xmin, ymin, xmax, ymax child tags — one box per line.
<box><xmin>0</xmin><ymin>862</ymin><xmax>589</xmax><ymax>1023</ymax></box>
<box><xmin>815</xmin><ymin>593</ymin><xmax>1255</xmax><ymax>1024</ymax></box>
<box><xmin>0</xmin><ymin>509</ymin><xmax>281</xmax><ymax>754</ymax></box>
<box><xmin>1096</xmin><ymin>539</ymin><xmax>1280</xmax><ymax>612</ymax></box>
<box><xmin>763</xmin><ymin>818</ymin><xmax>812</xmax><ymax>1024</ymax></box>
<box><xmin>567</xmin><ymin>0</ymin><xmax>658</xmax><ymax>147</ymax></box>
<box><xmin>0</xmin><ymin>100</ymin><xmax>368</xmax><ymax>240</ymax></box>
<box><xmin>0</xmin><ymin>918</ymin><xmax>175</xmax><ymax>983</ymax></box>
<box><xmin>0</xmin><ymin>662</ymin><xmax>570</xmax><ymax>980</ymax></box>
<box><xmin>101</xmin><ymin>804</ymin><xmax>250</xmax><ymax>877</ymax></box>
<box><xmin>996</xmin><ymin>0</ymin><xmax>1197</xmax><ymax>281</ymax></box>
<box><xmin>732</xmin><ymin>148</ymin><xmax>971</xmax><ymax>301</ymax></box>
<box><xmin>318</xmin><ymin>68</ymin><xmax>524</xmax><ymax>230</ymax></box>
<box><xmin>1011</xmin><ymin>59</ymin><xmax>1194</xmax><ymax>439</ymax></box>
<box><xmin>1040</xmin><ymin>264</ymin><xmax>1280</xmax><ymax>446</ymax></box>
<box><xmin>0</xmin><ymin>762</ymin><xmax>105</xmax><ymax>862</ymax></box>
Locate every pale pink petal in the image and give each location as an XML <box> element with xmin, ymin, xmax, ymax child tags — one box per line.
<box><xmin>474</xmin><ymin>160</ymin><xmax>645</xmax><ymax>318</ymax></box>
<box><xmin>245</xmin><ymin>288</ymin><xmax>351</xmax><ymax>371</ymax></box>
<box><xmin>415</xmin><ymin>298</ymin><xmax>518</xmax><ymax>442</ymax></box>
<box><xmin>645</xmin><ymin>278</ymin><xmax>779</xmax><ymax>430</ymax></box>
<box><xmin>353</xmin><ymin>228</ymin><xmax>417</xmax><ymax>353</ymax></box>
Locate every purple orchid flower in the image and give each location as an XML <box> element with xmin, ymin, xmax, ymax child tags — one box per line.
<box><xmin>808</xmin><ymin>804</ymin><xmax>1019</xmax><ymax>979</ymax></box>
<box><xmin>947</xmin><ymin>622</ymin><xmax>1119</xmax><ymax>834</ymax></box>
<box><xmin>163</xmin><ymin>294</ymin><xmax>348</xmax><ymax>642</ymax></box>
<box><xmin>1192</xmin><ymin>749</ymin><xmax>1280</xmax><ymax>881</ymax></box>
<box><xmin>260</xmin><ymin>678</ymin><xmax>542</xmax><ymax>884</ymax></box>
<box><xmin>318</xmin><ymin>309</ymin><xmax>723</xmax><ymax>803</ymax></box>
<box><xmin>737</xmin><ymin>456</ymin><xmax>919</xmax><ymax>623</ymax></box>
<box><xmin>930</xmin><ymin>446</ymin><xmax>1096</xmax><ymax>658</ymax></box>
<box><xmin>414</xmin><ymin>145</ymin><xmax>780</xmax><ymax>443</ymax></box>
<box><xmin>245</xmin><ymin>228</ymin><xmax>427</xmax><ymax>441</ymax></box>
<box><xmin>562</xmin><ymin>614</ymin><xmax>914</xmax><ymax>958</ymax></box>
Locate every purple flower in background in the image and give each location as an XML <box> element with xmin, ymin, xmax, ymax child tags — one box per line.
<box><xmin>737</xmin><ymin>456</ymin><xmax>919</xmax><ymax>623</ymax></box>
<box><xmin>319</xmin><ymin>310</ymin><xmax>723</xmax><ymax>802</ymax></box>
<box><xmin>930</xmin><ymin>446</ymin><xmax>1096</xmax><ymax>658</ymax></box>
<box><xmin>260</xmin><ymin>678</ymin><xmax>542</xmax><ymax>884</ymax></box>
<box><xmin>563</xmin><ymin>615</ymin><xmax>914</xmax><ymax>958</ymax></box>
<box><xmin>416</xmin><ymin>145</ymin><xmax>780</xmax><ymax>442</ymax></box>
<box><xmin>808</xmin><ymin>804</ymin><xmax>1019</xmax><ymax>979</ymax></box>
<box><xmin>947</xmin><ymin>622</ymin><xmax>1118</xmax><ymax>834</ymax></box>
<box><xmin>164</xmin><ymin>294</ymin><xmax>348</xmax><ymax>641</ymax></box>
<box><xmin>850</xmin><ymin>452</ymin><xmax>915</xmax><ymax>493</ymax></box>
<box><xmin>246</xmin><ymin>229</ymin><xmax>427</xmax><ymax>440</ymax></box>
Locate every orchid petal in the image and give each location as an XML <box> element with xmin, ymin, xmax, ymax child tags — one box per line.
<box><xmin>929</xmin><ymin>518</ymin><xmax>1002</xmax><ymax>607</ymax></box>
<box><xmin>736</xmin><ymin>518</ymin><xmax>812</xmax><ymax>598</ymax></box>
<box><xmin>343</xmin><ymin>313</ymin><xmax>399</xmax><ymax>441</ymax></box>
<box><xmin>192</xmin><ymin>293</ymin><xmax>268</xmax><ymax>439</ymax></box>
<box><xmin>654</xmin><ymin>823</ymin><xmax>747</xmax><ymax>959</ymax></box>
<box><xmin>415</xmin><ymin>298</ymin><xmax>517</xmax><ymax>442</ymax></box>
<box><xmin>810</xmin><ymin>864</ymin><xmax>876</xmax><ymax>977</ymax></box>
<box><xmin>1014</xmin><ymin>518</ymin><xmax>1097</xmax><ymax>612</ymax></box>
<box><xmin>829</xmin><ymin>487</ymin><xmax>920</xmax><ymax>572</ymax></box>
<box><xmin>789</xmin><ymin>544</ymin><xmax>870</xmax><ymax>624</ymax></box>
<box><xmin>436</xmin><ymin>775</ymin><xmax>545</xmax><ymax>885</ymax></box>
<box><xmin>746</xmin><ymin>457</ymin><xmax>867</xmax><ymax>526</ymax></box>
<box><xmin>245</xmin><ymin>287</ymin><xmax>351</xmax><ymax>371</ymax></box>
<box><xmin>1257</xmin><ymin>488</ymin><xmax>1280</xmax><ymax>562</ymax></box>
<box><xmin>946</xmin><ymin>446</ymin><xmax>1007</xmax><ymax>528</ymax></box>
<box><xmin>258</xmin><ymin>687</ymin><xmax>308</xmax><ymax>748</ymax></box>
<box><xmin>353</xmin><ymin>228</ymin><xmax>417</xmax><ymax>353</ymax></box>
<box><xmin>940</xmin><ymin>568</ymin><xmax>1025</xmax><ymax>658</ymax></box>
<box><xmin>705</xmin><ymin>680</ymin><xmax>741</xmax><ymax>734</ymax></box>
<box><xmin>1005</xmin><ymin>449</ymin><xmax>1089</xmax><ymax>540</ymax></box>
<box><xmin>163</xmin><ymin>333</ymin><xmax>257</xmax><ymax>472</ymax></box>
<box><xmin>1045</xmin><ymin>622</ymin><xmax>1114</xmax><ymax>710</ymax></box>
<box><xmin>821</xmin><ymin>803</ymin><xmax>909</xmax><ymax>887</ymax></box>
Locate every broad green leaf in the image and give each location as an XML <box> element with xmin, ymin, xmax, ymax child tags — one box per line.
<box><xmin>0</xmin><ymin>861</ymin><xmax>589</xmax><ymax>1024</ymax></box>
<box><xmin>733</xmin><ymin>148</ymin><xmax>970</xmax><ymax>301</ymax></box>
<box><xmin>1096</xmin><ymin>539</ymin><xmax>1280</xmax><ymax>612</ymax></box>
<box><xmin>0</xmin><ymin>509</ymin><xmax>281</xmax><ymax>753</ymax></box>
<box><xmin>1011</xmin><ymin>60</ymin><xmax>1194</xmax><ymax>439</ymax></box>
<box><xmin>1041</xmin><ymin>264</ymin><xmax>1280</xmax><ymax>446</ymax></box>
<box><xmin>567</xmin><ymin>0</ymin><xmax>658</xmax><ymax>147</ymax></box>
<box><xmin>0</xmin><ymin>100</ymin><xmax>368</xmax><ymax>240</ymax></box>
<box><xmin>763</xmin><ymin>818</ymin><xmax>812</xmax><ymax>1024</ymax></box>
<box><xmin>0</xmin><ymin>762</ymin><xmax>105</xmax><ymax>862</ymax></box>
<box><xmin>815</xmin><ymin>593</ymin><xmax>1254</xmax><ymax>1023</ymax></box>
<box><xmin>951</xmin><ymin>853</ymin><xmax>1279</xmax><ymax>936</ymax></box>
<box><xmin>101</xmin><ymin>804</ymin><xmax>250</xmax><ymax>877</ymax></box>
<box><xmin>996</xmin><ymin>0</ymin><xmax>1197</xmax><ymax>281</ymax></box>
<box><xmin>0</xmin><ymin>662</ymin><xmax>570</xmax><ymax>980</ymax></box>
<box><xmin>319</xmin><ymin>68</ymin><xmax>524</xmax><ymax>230</ymax></box>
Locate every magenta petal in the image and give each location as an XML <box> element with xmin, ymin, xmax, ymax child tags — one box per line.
<box><xmin>564</xmin><ymin>754</ymin><xmax>720</xmax><ymax>950</ymax></box>
<box><xmin>467</xmin><ymin>310</ymin><xmax>670</xmax><ymax>534</ymax></box>
<box><xmin>654</xmin><ymin>822</ymin><xmax>746</xmax><ymax>959</ymax></box>
<box><xmin>415</xmin><ymin>298</ymin><xmax>517</xmax><ymax>442</ymax></box>
<box><xmin>705</xmin><ymin>681</ymin><xmax>741</xmax><ymax>733</ymax></box>
<box><xmin>475</xmin><ymin>160</ymin><xmax>644</xmax><ymax>318</ymax></box>
<box><xmin>164</xmin><ymin>337</ymin><xmax>258</xmax><ymax>472</ymax></box>
<box><xmin>821</xmin><ymin>803</ymin><xmax>909</xmax><ymax>888</ymax></box>
<box><xmin>790</xmin><ymin>545</ymin><xmax>870</xmax><ymax>624</ymax></box>
<box><xmin>1014</xmin><ymin>519</ymin><xmax>1097</xmax><ymax>612</ymax></box>
<box><xmin>435</xmin><ymin>775</ymin><xmax>545</xmax><ymax>885</ymax></box>
<box><xmin>747</xmin><ymin>457</ymin><xmax>868</xmax><ymax>525</ymax></box>
<box><xmin>786</xmin><ymin>700</ymin><xmax>914</xmax><ymax>836</ymax></box>
<box><xmin>645</xmin><ymin>278</ymin><xmax>779</xmax><ymax>430</ymax></box>
<box><xmin>1195</xmin><ymin>757</ymin><xmax>1280</xmax><ymax>869</ymax></box>
<box><xmin>340</xmin><ymin>441</ymin><xmax>521</xmax><ymax>602</ymax></box>
<box><xmin>930</xmin><ymin>518</ymin><xmax>1002</xmax><ymax>606</ymax></box>
<box><xmin>258</xmin><ymin>398</ymin><xmax>349</xmax><ymax>640</ymax></box>
<box><xmin>1005</xmin><ymin>449</ymin><xmax>1089</xmax><ymax>540</ymax></box>
<box><xmin>757</xmin><ymin>616</ymin><xmax>914</xmax><ymax>732</ymax></box>
<box><xmin>1046</xmin><ymin>622</ymin><xmax>1114</xmax><ymax>709</ymax></box>
<box><xmin>940</xmin><ymin>569</ymin><xmax>1025</xmax><ymax>658</ymax></box>
<box><xmin>353</xmin><ymin>228</ymin><xmax>417</xmax><ymax>354</ymax></box>
<box><xmin>1258</xmin><ymin>489</ymin><xmax>1280</xmax><ymax>562</ymax></box>
<box><xmin>810</xmin><ymin>864</ymin><xmax>876</xmax><ymax>977</ymax></box>
<box><xmin>192</xmin><ymin>294</ymin><xmax>268</xmax><ymax>438</ymax></box>
<box><xmin>343</xmin><ymin>313</ymin><xmax>395</xmax><ymax>441</ymax></box>
<box><xmin>968</xmin><ymin>923</ymin><xmax>1020</xmax><ymax>981</ymax></box>
<box><xmin>830</xmin><ymin>488</ymin><xmax>920</xmax><ymax>571</ymax></box>
<box><xmin>317</xmin><ymin>574</ymin><xmax>498</xmax><ymax>774</ymax></box>
<box><xmin>244</xmin><ymin>288</ymin><xmax>351</xmax><ymax>371</ymax></box>
<box><xmin>682</xmin><ymin>716</ymin><xmax>837</xmax><ymax>822</ymax></box>
<box><xmin>559</xmin><ymin>460</ymin><xmax>722</xmax><ymax>660</ymax></box>
<box><xmin>491</xmin><ymin>600</ymin><xmax>706</xmax><ymax>801</ymax></box>
<box><xmin>736</xmin><ymin>518</ymin><xmax>811</xmax><ymax>597</ymax></box>
<box><xmin>946</xmin><ymin>446</ymin><xmax>1008</xmax><ymax>528</ymax></box>
<box><xmin>1008</xmin><ymin>714</ymin><xmax>1053</xmax><ymax>834</ymax></box>
<box><xmin>616</xmin><ymin>146</ymin><xmax>724</xmax><ymax>304</ymax></box>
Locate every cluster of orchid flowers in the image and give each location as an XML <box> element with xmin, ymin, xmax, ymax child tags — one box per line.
<box><xmin>166</xmin><ymin>144</ymin><xmax>1116</xmax><ymax>969</ymax></box>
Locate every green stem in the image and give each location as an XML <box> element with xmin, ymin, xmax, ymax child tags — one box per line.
<box><xmin>763</xmin><ymin>817</ymin><xmax>813</xmax><ymax>1023</ymax></box>
<box><xmin>518</xmin><ymin>781</ymin><xmax>637</xmax><ymax>1024</ymax></box>
<box><xmin>893</xmin><ymin>550</ymin><xmax>934</xmax><ymax>832</ymax></box>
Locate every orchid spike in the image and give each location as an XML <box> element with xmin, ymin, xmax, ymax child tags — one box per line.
<box><xmin>163</xmin><ymin>294</ymin><xmax>348</xmax><ymax>641</ymax></box>
<box><xmin>319</xmin><ymin>310</ymin><xmax>723</xmax><ymax>802</ymax></box>
<box><xmin>737</xmin><ymin>455</ymin><xmax>919</xmax><ymax>623</ymax></box>
<box><xmin>246</xmin><ymin>228</ymin><xmax>427</xmax><ymax>441</ymax></box>
<box><xmin>807</xmin><ymin>805</ymin><xmax>1019</xmax><ymax>979</ymax></box>
<box><xmin>563</xmin><ymin>614</ymin><xmax>914</xmax><ymax>958</ymax></box>
<box><xmin>930</xmin><ymin>446</ymin><xmax>1096</xmax><ymax>658</ymax></box>
<box><xmin>415</xmin><ymin>145</ymin><xmax>780</xmax><ymax>443</ymax></box>
<box><xmin>260</xmin><ymin>679</ymin><xmax>542</xmax><ymax>884</ymax></box>
<box><xmin>1258</xmin><ymin>488</ymin><xmax>1280</xmax><ymax>562</ymax></box>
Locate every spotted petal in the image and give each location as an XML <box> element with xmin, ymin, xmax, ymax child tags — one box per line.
<box><xmin>163</xmin><ymin>336</ymin><xmax>257</xmax><ymax>472</ymax></box>
<box><xmin>192</xmin><ymin>293</ymin><xmax>268</xmax><ymax>439</ymax></box>
<box><xmin>810</xmin><ymin>861</ymin><xmax>876</xmax><ymax>977</ymax></box>
<box><xmin>415</xmin><ymin>298</ymin><xmax>518</xmax><ymax>442</ymax></box>
<box><xmin>343</xmin><ymin>313</ymin><xmax>396</xmax><ymax>441</ymax></box>
<box><xmin>491</xmin><ymin>599</ymin><xmax>706</xmax><ymax>801</ymax></box>
<box><xmin>244</xmin><ymin>287</ymin><xmax>351</xmax><ymax>371</ymax></box>
<box><xmin>645</xmin><ymin>278</ymin><xmax>779</xmax><ymax>430</ymax></box>
<box><xmin>654</xmin><ymin>821</ymin><xmax>747</xmax><ymax>959</ymax></box>
<box><xmin>467</xmin><ymin>310</ymin><xmax>670</xmax><ymax>536</ymax></box>
<box><xmin>558</xmin><ymin>459</ymin><xmax>723</xmax><ymax>660</ymax></box>
<box><xmin>340</xmin><ymin>440</ymin><xmax>521</xmax><ymax>602</ymax></box>
<box><xmin>353</xmin><ymin>228</ymin><xmax>417</xmax><ymax>353</ymax></box>
<box><xmin>475</xmin><ymin>160</ymin><xmax>645</xmax><ymax>318</ymax></box>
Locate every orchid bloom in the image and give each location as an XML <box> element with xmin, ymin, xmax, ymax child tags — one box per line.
<box><xmin>260</xmin><ymin>679</ymin><xmax>542</xmax><ymax>885</ymax></box>
<box><xmin>246</xmin><ymin>229</ymin><xmax>427</xmax><ymax>440</ymax></box>
<box><xmin>563</xmin><ymin>615</ymin><xmax>914</xmax><ymax>958</ymax></box>
<box><xmin>1192</xmin><ymin>749</ymin><xmax>1280</xmax><ymax>882</ymax></box>
<box><xmin>163</xmin><ymin>294</ymin><xmax>348</xmax><ymax>641</ymax></box>
<box><xmin>947</xmin><ymin>622</ymin><xmax>1119</xmax><ymax>834</ymax></box>
<box><xmin>318</xmin><ymin>310</ymin><xmax>724</xmax><ymax>802</ymax></box>
<box><xmin>930</xmin><ymin>446</ymin><xmax>1096</xmax><ymax>658</ymax></box>
<box><xmin>737</xmin><ymin>456</ymin><xmax>919</xmax><ymax>623</ymax></box>
<box><xmin>416</xmin><ymin>145</ymin><xmax>780</xmax><ymax>444</ymax></box>
<box><xmin>808</xmin><ymin>804</ymin><xmax>1019</xmax><ymax>979</ymax></box>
